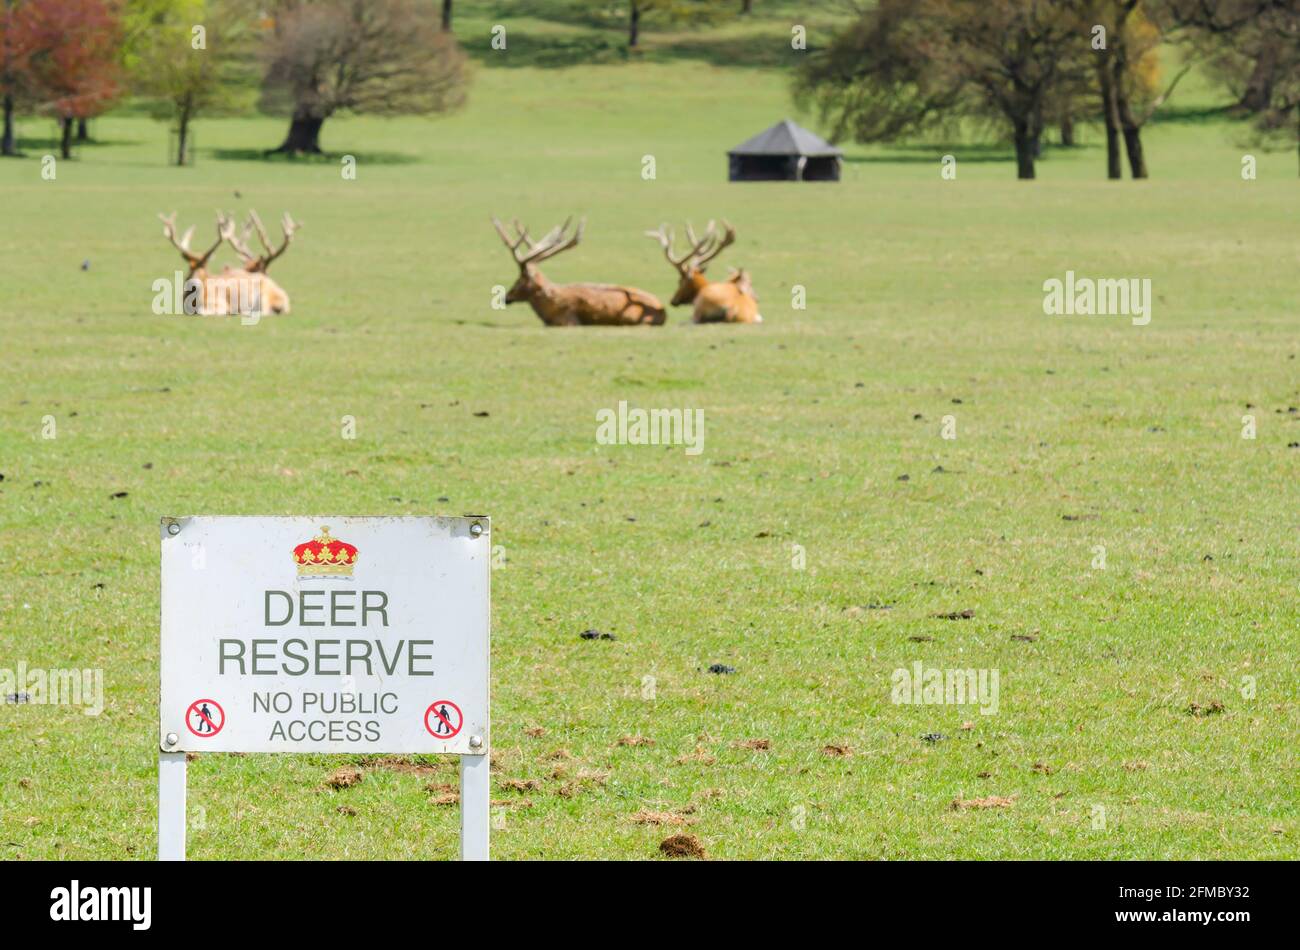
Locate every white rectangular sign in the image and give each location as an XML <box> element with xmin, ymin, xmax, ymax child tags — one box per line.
<box><xmin>160</xmin><ymin>516</ymin><xmax>489</xmax><ymax>755</ymax></box>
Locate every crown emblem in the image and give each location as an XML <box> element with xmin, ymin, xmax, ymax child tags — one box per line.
<box><xmin>293</xmin><ymin>526</ymin><xmax>358</xmax><ymax>577</ymax></box>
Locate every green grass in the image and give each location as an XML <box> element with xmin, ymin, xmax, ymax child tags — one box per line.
<box><xmin>0</xmin><ymin>2</ymin><xmax>1296</xmax><ymax>860</ymax></box>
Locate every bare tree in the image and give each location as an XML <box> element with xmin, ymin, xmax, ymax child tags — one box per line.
<box><xmin>259</xmin><ymin>0</ymin><xmax>468</xmax><ymax>155</ymax></box>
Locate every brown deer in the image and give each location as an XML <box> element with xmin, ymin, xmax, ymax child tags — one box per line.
<box><xmin>645</xmin><ymin>220</ymin><xmax>762</xmax><ymax>324</ymax></box>
<box><xmin>224</xmin><ymin>210</ymin><xmax>299</xmax><ymax>315</ymax></box>
<box><xmin>491</xmin><ymin>216</ymin><xmax>666</xmax><ymax>326</ymax></box>
<box><xmin>159</xmin><ymin>211</ymin><xmax>251</xmax><ymax>316</ymax></box>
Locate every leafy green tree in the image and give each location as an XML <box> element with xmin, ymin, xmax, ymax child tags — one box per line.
<box><xmin>796</xmin><ymin>0</ymin><xmax>1093</xmax><ymax>179</ymax></box>
<box><xmin>131</xmin><ymin>0</ymin><xmax>256</xmax><ymax>165</ymax></box>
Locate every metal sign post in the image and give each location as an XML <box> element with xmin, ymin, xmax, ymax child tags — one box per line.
<box><xmin>158</xmin><ymin>516</ymin><xmax>490</xmax><ymax>861</ymax></box>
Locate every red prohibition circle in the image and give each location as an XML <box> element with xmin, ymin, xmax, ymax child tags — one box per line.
<box><xmin>424</xmin><ymin>700</ymin><xmax>463</xmax><ymax>739</ymax></box>
<box><xmin>185</xmin><ymin>698</ymin><xmax>225</xmax><ymax>738</ymax></box>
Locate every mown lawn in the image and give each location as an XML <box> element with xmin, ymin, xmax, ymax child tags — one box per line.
<box><xmin>0</xmin><ymin>2</ymin><xmax>1296</xmax><ymax>859</ymax></box>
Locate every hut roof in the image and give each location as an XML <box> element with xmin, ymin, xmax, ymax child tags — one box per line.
<box><xmin>728</xmin><ymin>119</ymin><xmax>843</xmax><ymax>158</ymax></box>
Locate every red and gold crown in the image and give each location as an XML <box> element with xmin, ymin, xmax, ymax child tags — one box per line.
<box><xmin>293</xmin><ymin>526</ymin><xmax>358</xmax><ymax>577</ymax></box>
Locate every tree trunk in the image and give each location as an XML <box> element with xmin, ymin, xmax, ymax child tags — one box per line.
<box><xmin>269</xmin><ymin>113</ymin><xmax>324</xmax><ymax>155</ymax></box>
<box><xmin>177</xmin><ymin>109</ymin><xmax>191</xmax><ymax>166</ymax></box>
<box><xmin>1117</xmin><ymin>91</ymin><xmax>1148</xmax><ymax>179</ymax></box>
<box><xmin>59</xmin><ymin>116</ymin><xmax>73</xmax><ymax>159</ymax></box>
<box><xmin>441</xmin><ymin>0</ymin><xmax>451</xmax><ymax>31</ymax></box>
<box><xmin>1</xmin><ymin>94</ymin><xmax>14</xmax><ymax>156</ymax></box>
<box><xmin>740</xmin><ymin>0</ymin><xmax>753</xmax><ymax>12</ymax></box>
<box><xmin>1059</xmin><ymin>114</ymin><xmax>1075</xmax><ymax>147</ymax></box>
<box><xmin>1237</xmin><ymin>45</ymin><xmax>1277</xmax><ymax>114</ymax></box>
<box><xmin>76</xmin><ymin>117</ymin><xmax>89</xmax><ymax>141</ymax></box>
<box><xmin>1013</xmin><ymin>118</ymin><xmax>1036</xmax><ymax>179</ymax></box>
<box><xmin>1120</xmin><ymin>124</ymin><xmax>1147</xmax><ymax>179</ymax></box>
<box><xmin>1099</xmin><ymin>64</ymin><xmax>1122</xmax><ymax>179</ymax></box>
<box><xmin>629</xmin><ymin>2</ymin><xmax>640</xmax><ymax>48</ymax></box>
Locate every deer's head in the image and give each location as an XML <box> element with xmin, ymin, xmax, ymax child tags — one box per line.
<box><xmin>645</xmin><ymin>220</ymin><xmax>736</xmax><ymax>306</ymax></box>
<box><xmin>159</xmin><ymin>211</ymin><xmax>235</xmax><ymax>280</ymax></box>
<box><xmin>492</xmin><ymin>216</ymin><xmax>586</xmax><ymax>303</ymax></box>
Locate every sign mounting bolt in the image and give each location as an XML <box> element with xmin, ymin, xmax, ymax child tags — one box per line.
<box><xmin>164</xmin><ymin>733</ymin><xmax>178</xmax><ymax>747</ymax></box>
<box><xmin>469</xmin><ymin>735</ymin><xmax>483</xmax><ymax>750</ymax></box>
<box><xmin>469</xmin><ymin>523</ymin><xmax>484</xmax><ymax>538</ymax></box>
<box><xmin>166</xmin><ymin>522</ymin><xmax>181</xmax><ymax>536</ymax></box>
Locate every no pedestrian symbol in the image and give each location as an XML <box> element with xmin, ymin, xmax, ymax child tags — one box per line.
<box><xmin>186</xmin><ymin>698</ymin><xmax>225</xmax><ymax>738</ymax></box>
<box><xmin>424</xmin><ymin>700</ymin><xmax>463</xmax><ymax>739</ymax></box>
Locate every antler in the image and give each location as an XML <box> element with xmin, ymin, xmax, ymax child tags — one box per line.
<box><xmin>644</xmin><ymin>223</ymin><xmax>697</xmax><ymax>275</ymax></box>
<box><xmin>226</xmin><ymin>220</ymin><xmax>260</xmax><ymax>267</ymax></box>
<box><xmin>684</xmin><ymin>219</ymin><xmax>736</xmax><ymax>270</ymax></box>
<box><xmin>241</xmin><ymin>210</ymin><xmax>299</xmax><ymax>272</ymax></box>
<box><xmin>492</xmin><ymin>216</ymin><xmax>585</xmax><ymax>267</ymax></box>
<box><xmin>159</xmin><ymin>211</ymin><xmax>229</xmax><ymax>273</ymax></box>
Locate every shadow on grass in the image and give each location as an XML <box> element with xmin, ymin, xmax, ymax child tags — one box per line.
<box><xmin>466</xmin><ymin>33</ymin><xmax>628</xmax><ymax>68</ymax></box>
<box><xmin>7</xmin><ymin>134</ymin><xmax>144</xmax><ymax>154</ymax></box>
<box><xmin>468</xmin><ymin>33</ymin><xmax>824</xmax><ymax>69</ymax></box>
<box><xmin>845</xmin><ymin>141</ymin><xmax>1093</xmax><ymax>165</ymax></box>
<box><xmin>208</xmin><ymin>147</ymin><xmax>421</xmax><ymax>165</ymax></box>
<box><xmin>1151</xmin><ymin>104</ymin><xmax>1237</xmax><ymax>125</ymax></box>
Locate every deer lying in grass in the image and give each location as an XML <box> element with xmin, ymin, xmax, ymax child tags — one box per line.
<box><xmin>159</xmin><ymin>211</ymin><xmax>245</xmax><ymax>315</ymax></box>
<box><xmin>225</xmin><ymin>210</ymin><xmax>299</xmax><ymax>315</ymax></box>
<box><xmin>645</xmin><ymin>220</ymin><xmax>762</xmax><ymax>324</ymax></box>
<box><xmin>159</xmin><ymin>211</ymin><xmax>297</xmax><ymax>316</ymax></box>
<box><xmin>491</xmin><ymin>216</ymin><xmax>666</xmax><ymax>326</ymax></box>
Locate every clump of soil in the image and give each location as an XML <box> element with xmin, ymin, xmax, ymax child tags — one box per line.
<box><xmin>499</xmin><ymin>778</ymin><xmax>542</xmax><ymax>793</ymax></box>
<box><xmin>675</xmin><ymin>746</ymin><xmax>717</xmax><ymax>766</ymax></box>
<box><xmin>325</xmin><ymin>766</ymin><xmax>364</xmax><ymax>789</ymax></box>
<box><xmin>951</xmin><ymin>795</ymin><xmax>1015</xmax><ymax>811</ymax></box>
<box><xmin>822</xmin><ymin>743</ymin><xmax>853</xmax><ymax>757</ymax></box>
<box><xmin>631</xmin><ymin>810</ymin><xmax>694</xmax><ymax>826</ymax></box>
<box><xmin>617</xmin><ymin>735</ymin><xmax>655</xmax><ymax>747</ymax></box>
<box><xmin>659</xmin><ymin>833</ymin><xmax>707</xmax><ymax>859</ymax></box>
<box><xmin>733</xmin><ymin>738</ymin><xmax>771</xmax><ymax>751</ymax></box>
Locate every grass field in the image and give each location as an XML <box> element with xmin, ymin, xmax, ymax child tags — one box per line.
<box><xmin>1</xmin><ymin>3</ymin><xmax>1297</xmax><ymax>860</ymax></box>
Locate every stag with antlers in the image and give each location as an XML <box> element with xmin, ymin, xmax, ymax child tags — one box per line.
<box><xmin>159</xmin><ymin>210</ymin><xmax>298</xmax><ymax>316</ymax></box>
<box><xmin>225</xmin><ymin>210</ymin><xmax>299</xmax><ymax>315</ymax></box>
<box><xmin>159</xmin><ymin>211</ymin><xmax>248</xmax><ymax>316</ymax></box>
<box><xmin>491</xmin><ymin>216</ymin><xmax>666</xmax><ymax>326</ymax></box>
<box><xmin>645</xmin><ymin>220</ymin><xmax>761</xmax><ymax>324</ymax></box>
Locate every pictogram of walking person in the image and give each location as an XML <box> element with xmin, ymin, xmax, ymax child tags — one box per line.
<box><xmin>196</xmin><ymin>702</ymin><xmax>214</xmax><ymax>733</ymax></box>
<box><xmin>433</xmin><ymin>703</ymin><xmax>452</xmax><ymax>734</ymax></box>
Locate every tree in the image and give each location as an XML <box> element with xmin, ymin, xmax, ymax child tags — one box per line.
<box><xmin>441</xmin><ymin>0</ymin><xmax>452</xmax><ymax>31</ymax></box>
<box><xmin>1092</xmin><ymin>1</ymin><xmax>1188</xmax><ymax>180</ymax></box>
<box><xmin>258</xmin><ymin>0</ymin><xmax>468</xmax><ymax>155</ymax></box>
<box><xmin>23</xmin><ymin>0</ymin><xmax>121</xmax><ymax>158</ymax></box>
<box><xmin>1171</xmin><ymin>0</ymin><xmax>1300</xmax><ymax>173</ymax></box>
<box><xmin>795</xmin><ymin>0</ymin><xmax>1092</xmax><ymax>179</ymax></box>
<box><xmin>133</xmin><ymin>0</ymin><xmax>255</xmax><ymax>165</ymax></box>
<box><xmin>624</xmin><ymin>1</ymin><xmax>733</xmax><ymax>48</ymax></box>
<box><xmin>0</xmin><ymin>0</ymin><xmax>36</xmax><ymax>156</ymax></box>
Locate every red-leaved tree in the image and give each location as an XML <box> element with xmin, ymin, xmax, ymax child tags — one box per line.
<box><xmin>23</xmin><ymin>0</ymin><xmax>121</xmax><ymax>158</ymax></box>
<box><xmin>0</xmin><ymin>0</ymin><xmax>37</xmax><ymax>156</ymax></box>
